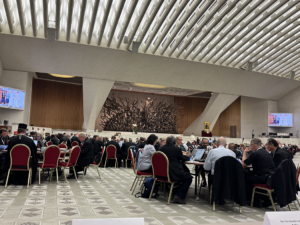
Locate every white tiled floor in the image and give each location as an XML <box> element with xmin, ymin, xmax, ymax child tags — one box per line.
<box><xmin>0</xmin><ymin>156</ymin><xmax>299</xmax><ymax>225</ymax></box>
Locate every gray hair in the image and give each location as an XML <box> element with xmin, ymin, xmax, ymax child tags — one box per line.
<box><xmin>36</xmin><ymin>132</ymin><xmax>44</xmax><ymax>139</ymax></box>
<box><xmin>250</xmin><ymin>138</ymin><xmax>262</xmax><ymax>147</ymax></box>
<box><xmin>78</xmin><ymin>132</ymin><xmax>86</xmax><ymax>138</ymax></box>
<box><xmin>217</xmin><ymin>137</ymin><xmax>227</xmax><ymax>146</ymax></box>
<box><xmin>166</xmin><ymin>136</ymin><xmax>176</xmax><ymax>145</ymax></box>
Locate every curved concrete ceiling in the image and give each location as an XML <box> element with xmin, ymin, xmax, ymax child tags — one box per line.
<box><xmin>0</xmin><ymin>0</ymin><xmax>300</xmax><ymax>79</ymax></box>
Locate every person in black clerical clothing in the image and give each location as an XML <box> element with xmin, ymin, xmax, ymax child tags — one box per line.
<box><xmin>68</xmin><ymin>133</ymin><xmax>94</xmax><ymax>179</ymax></box>
<box><xmin>242</xmin><ymin>138</ymin><xmax>275</xmax><ymax>207</ymax></box>
<box><xmin>105</xmin><ymin>136</ymin><xmax>122</xmax><ymax>166</ymax></box>
<box><xmin>121</xmin><ymin>138</ymin><xmax>134</xmax><ymax>167</ymax></box>
<box><xmin>4</xmin><ymin>123</ymin><xmax>38</xmax><ymax>185</ymax></box>
<box><xmin>159</xmin><ymin>136</ymin><xmax>193</xmax><ymax>204</ymax></box>
<box><xmin>0</xmin><ymin>128</ymin><xmax>9</xmax><ymax>145</ymax></box>
<box><xmin>266</xmin><ymin>138</ymin><xmax>290</xmax><ymax>168</ymax></box>
<box><xmin>50</xmin><ymin>134</ymin><xmax>59</xmax><ymax>146</ymax></box>
<box><xmin>228</xmin><ymin>143</ymin><xmax>242</xmax><ymax>160</ymax></box>
<box><xmin>138</xmin><ymin>137</ymin><xmax>146</xmax><ymax>149</ymax></box>
<box><xmin>94</xmin><ymin>136</ymin><xmax>104</xmax><ymax>155</ymax></box>
<box><xmin>71</xmin><ymin>134</ymin><xmax>81</xmax><ymax>146</ymax></box>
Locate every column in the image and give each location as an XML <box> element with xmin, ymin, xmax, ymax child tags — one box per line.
<box><xmin>82</xmin><ymin>78</ymin><xmax>114</xmax><ymax>132</ymax></box>
<box><xmin>183</xmin><ymin>93</ymin><xmax>239</xmax><ymax>136</ymax></box>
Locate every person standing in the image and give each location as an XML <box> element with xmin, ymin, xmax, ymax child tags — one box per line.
<box><xmin>252</xmin><ymin>130</ymin><xmax>255</xmax><ymax>139</ymax></box>
<box><xmin>4</xmin><ymin>123</ymin><xmax>38</xmax><ymax>184</ymax></box>
<box><xmin>0</xmin><ymin>128</ymin><xmax>10</xmax><ymax>145</ymax></box>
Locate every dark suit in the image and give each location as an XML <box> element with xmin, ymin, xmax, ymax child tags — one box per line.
<box><xmin>273</xmin><ymin>147</ymin><xmax>290</xmax><ymax>168</ymax></box>
<box><xmin>121</xmin><ymin>142</ymin><xmax>134</xmax><ymax>161</ymax></box>
<box><xmin>71</xmin><ymin>136</ymin><xmax>81</xmax><ymax>146</ymax></box>
<box><xmin>105</xmin><ymin>140</ymin><xmax>122</xmax><ymax>166</ymax></box>
<box><xmin>159</xmin><ymin>143</ymin><xmax>193</xmax><ymax>199</ymax></box>
<box><xmin>94</xmin><ymin>140</ymin><xmax>104</xmax><ymax>155</ymax></box>
<box><xmin>0</xmin><ymin>135</ymin><xmax>10</xmax><ymax>145</ymax></box>
<box><xmin>138</xmin><ymin>142</ymin><xmax>146</xmax><ymax>149</ymax></box>
<box><xmin>51</xmin><ymin>138</ymin><xmax>59</xmax><ymax>146</ymax></box>
<box><xmin>4</xmin><ymin>134</ymin><xmax>38</xmax><ymax>184</ymax></box>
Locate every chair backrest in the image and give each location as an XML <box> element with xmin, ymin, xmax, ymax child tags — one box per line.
<box><xmin>10</xmin><ymin>144</ymin><xmax>31</xmax><ymax>170</ymax></box>
<box><xmin>58</xmin><ymin>143</ymin><xmax>67</xmax><ymax>149</ymax></box>
<box><xmin>7</xmin><ymin>140</ymin><xmax>10</xmax><ymax>145</ymax></box>
<box><xmin>296</xmin><ymin>163</ymin><xmax>300</xmax><ymax>183</ymax></box>
<box><xmin>42</xmin><ymin>145</ymin><xmax>60</xmax><ymax>168</ymax></box>
<box><xmin>151</xmin><ymin>151</ymin><xmax>171</xmax><ymax>182</ymax></box>
<box><xmin>96</xmin><ymin>147</ymin><xmax>106</xmax><ymax>166</ymax></box>
<box><xmin>71</xmin><ymin>141</ymin><xmax>79</xmax><ymax>147</ymax></box>
<box><xmin>129</xmin><ymin>149</ymin><xmax>137</xmax><ymax>175</ymax></box>
<box><xmin>106</xmin><ymin>145</ymin><xmax>117</xmax><ymax>158</ymax></box>
<box><xmin>46</xmin><ymin>141</ymin><xmax>53</xmax><ymax>147</ymax></box>
<box><xmin>69</xmin><ymin>146</ymin><xmax>81</xmax><ymax>166</ymax></box>
<box><xmin>127</xmin><ymin>146</ymin><xmax>135</xmax><ymax>160</ymax></box>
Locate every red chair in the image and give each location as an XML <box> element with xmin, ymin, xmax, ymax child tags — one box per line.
<box><xmin>5</xmin><ymin>144</ymin><xmax>32</xmax><ymax>188</ymax></box>
<box><xmin>71</xmin><ymin>141</ymin><xmax>79</xmax><ymax>147</ymax></box>
<box><xmin>58</xmin><ymin>143</ymin><xmax>67</xmax><ymax>148</ymax></box>
<box><xmin>46</xmin><ymin>141</ymin><xmax>53</xmax><ymax>147</ymax></box>
<box><xmin>58</xmin><ymin>143</ymin><xmax>68</xmax><ymax>161</ymax></box>
<box><xmin>38</xmin><ymin>145</ymin><xmax>60</xmax><ymax>184</ymax></box>
<box><xmin>129</xmin><ymin>149</ymin><xmax>153</xmax><ymax>195</ymax></box>
<box><xmin>149</xmin><ymin>151</ymin><xmax>180</xmax><ymax>204</ymax></box>
<box><xmin>125</xmin><ymin>146</ymin><xmax>134</xmax><ymax>168</ymax></box>
<box><xmin>104</xmin><ymin>145</ymin><xmax>118</xmax><ymax>168</ymax></box>
<box><xmin>83</xmin><ymin>147</ymin><xmax>106</xmax><ymax>179</ymax></box>
<box><xmin>7</xmin><ymin>140</ymin><xmax>10</xmax><ymax>145</ymax></box>
<box><xmin>58</xmin><ymin>146</ymin><xmax>81</xmax><ymax>181</ymax></box>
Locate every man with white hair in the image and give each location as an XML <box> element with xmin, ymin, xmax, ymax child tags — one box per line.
<box><xmin>68</xmin><ymin>132</ymin><xmax>94</xmax><ymax>179</ymax></box>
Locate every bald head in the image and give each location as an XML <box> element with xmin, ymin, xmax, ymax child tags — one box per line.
<box><xmin>217</xmin><ymin>137</ymin><xmax>227</xmax><ymax>147</ymax></box>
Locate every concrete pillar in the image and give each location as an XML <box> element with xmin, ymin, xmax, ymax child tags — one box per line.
<box><xmin>82</xmin><ymin>78</ymin><xmax>114</xmax><ymax>132</ymax></box>
<box><xmin>183</xmin><ymin>93</ymin><xmax>239</xmax><ymax>136</ymax></box>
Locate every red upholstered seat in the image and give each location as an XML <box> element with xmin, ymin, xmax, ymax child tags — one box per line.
<box><xmin>137</xmin><ymin>171</ymin><xmax>152</xmax><ymax>176</ymax></box>
<box><xmin>253</xmin><ymin>183</ymin><xmax>273</xmax><ymax>190</ymax></box>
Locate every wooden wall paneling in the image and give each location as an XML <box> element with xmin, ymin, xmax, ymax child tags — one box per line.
<box><xmin>30</xmin><ymin>79</ymin><xmax>84</xmax><ymax>130</ymax></box>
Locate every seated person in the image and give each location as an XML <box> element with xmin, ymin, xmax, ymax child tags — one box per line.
<box><xmin>50</xmin><ymin>134</ymin><xmax>59</xmax><ymax>146</ymax></box>
<box><xmin>242</xmin><ymin>138</ymin><xmax>275</xmax><ymax>207</ymax></box>
<box><xmin>105</xmin><ymin>136</ymin><xmax>122</xmax><ymax>166</ymax></box>
<box><xmin>68</xmin><ymin>132</ymin><xmax>94</xmax><ymax>178</ymax></box>
<box><xmin>175</xmin><ymin>136</ymin><xmax>188</xmax><ymax>152</ymax></box>
<box><xmin>138</xmin><ymin>137</ymin><xmax>146</xmax><ymax>149</ymax></box>
<box><xmin>204</xmin><ymin>137</ymin><xmax>236</xmax><ymax>196</ymax></box>
<box><xmin>196</xmin><ymin>138</ymin><xmax>210</xmax><ymax>187</ymax></box>
<box><xmin>71</xmin><ymin>134</ymin><xmax>81</xmax><ymax>146</ymax></box>
<box><xmin>0</xmin><ymin>128</ymin><xmax>10</xmax><ymax>145</ymax></box>
<box><xmin>138</xmin><ymin>134</ymin><xmax>158</xmax><ymax>173</ymax></box>
<box><xmin>120</xmin><ymin>138</ymin><xmax>134</xmax><ymax>167</ymax></box>
<box><xmin>228</xmin><ymin>143</ymin><xmax>242</xmax><ymax>160</ymax></box>
<box><xmin>159</xmin><ymin>136</ymin><xmax>193</xmax><ymax>204</ymax></box>
<box><xmin>266</xmin><ymin>138</ymin><xmax>290</xmax><ymax>168</ymax></box>
<box><xmin>94</xmin><ymin>136</ymin><xmax>104</xmax><ymax>155</ymax></box>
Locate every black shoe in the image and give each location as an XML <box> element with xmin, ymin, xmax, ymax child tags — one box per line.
<box><xmin>219</xmin><ymin>200</ymin><xmax>226</xmax><ymax>205</ymax></box>
<box><xmin>252</xmin><ymin>201</ymin><xmax>262</xmax><ymax>208</ymax></box>
<box><xmin>173</xmin><ymin>196</ymin><xmax>186</xmax><ymax>204</ymax></box>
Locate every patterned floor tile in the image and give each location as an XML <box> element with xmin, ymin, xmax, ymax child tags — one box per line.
<box><xmin>58</xmin><ymin>181</ymin><xmax>69</xmax><ymax>184</ymax></box>
<box><xmin>144</xmin><ymin>217</ymin><xmax>163</xmax><ymax>225</ymax></box>
<box><xmin>178</xmin><ymin>205</ymin><xmax>207</xmax><ymax>213</ymax></box>
<box><xmin>57</xmin><ymin>198</ymin><xmax>77</xmax><ymax>205</ymax></box>
<box><xmin>58</xmin><ymin>207</ymin><xmax>80</xmax><ymax>217</ymax></box>
<box><xmin>82</xmin><ymin>190</ymin><xmax>100</xmax><ymax>196</ymax></box>
<box><xmin>138</xmin><ymin>197</ymin><xmax>159</xmax><ymax>202</ymax></box>
<box><xmin>57</xmin><ymin>190</ymin><xmax>74</xmax><ymax>196</ymax></box>
<box><xmin>99</xmin><ymin>184</ymin><xmax>115</xmax><ymax>189</ymax></box>
<box><xmin>19</xmin><ymin>208</ymin><xmax>44</xmax><ymax>218</ymax></box>
<box><xmin>57</xmin><ymin>184</ymin><xmax>71</xmax><ymax>189</ymax></box>
<box><xmin>121</xmin><ymin>205</ymin><xmax>147</xmax><ymax>214</ymax></box>
<box><xmin>79</xmin><ymin>184</ymin><xmax>94</xmax><ymax>189</ymax></box>
<box><xmin>15</xmin><ymin>222</ymin><xmax>41</xmax><ymax>225</ymax></box>
<box><xmin>199</xmin><ymin>216</ymin><xmax>228</xmax><ymax>223</ymax></box>
<box><xmin>168</xmin><ymin>216</ymin><xmax>199</xmax><ymax>224</ymax></box>
<box><xmin>77</xmin><ymin>180</ymin><xmax>90</xmax><ymax>183</ymax></box>
<box><xmin>0</xmin><ymin>190</ymin><xmax>20</xmax><ymax>196</ymax></box>
<box><xmin>7</xmin><ymin>185</ymin><xmax>23</xmax><ymax>190</ymax></box>
<box><xmin>29</xmin><ymin>190</ymin><xmax>47</xmax><ymax>197</ymax></box>
<box><xmin>0</xmin><ymin>198</ymin><xmax>14</xmax><ymax>205</ymax></box>
<box><xmin>92</xmin><ymin>206</ymin><xmax>116</xmax><ymax>216</ymax></box>
<box><xmin>105</xmin><ymin>190</ymin><xmax>123</xmax><ymax>195</ymax></box>
<box><xmin>0</xmin><ymin>208</ymin><xmax>7</xmax><ymax>217</ymax></box>
<box><xmin>24</xmin><ymin>198</ymin><xmax>45</xmax><ymax>206</ymax></box>
<box><xmin>59</xmin><ymin>221</ymin><xmax>72</xmax><ymax>225</ymax></box>
<box><xmin>112</xmin><ymin>196</ymin><xmax>134</xmax><ymax>204</ymax></box>
<box><xmin>150</xmin><ymin>205</ymin><xmax>177</xmax><ymax>213</ymax></box>
<box><xmin>32</xmin><ymin>185</ymin><xmax>47</xmax><ymax>190</ymax></box>
<box><xmin>86</xmin><ymin>197</ymin><xmax>107</xmax><ymax>204</ymax></box>
<box><xmin>228</xmin><ymin>215</ymin><xmax>258</xmax><ymax>222</ymax></box>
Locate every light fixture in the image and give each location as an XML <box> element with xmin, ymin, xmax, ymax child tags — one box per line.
<box><xmin>133</xmin><ymin>83</ymin><xmax>167</xmax><ymax>89</ymax></box>
<box><xmin>49</xmin><ymin>74</ymin><xmax>75</xmax><ymax>78</ymax></box>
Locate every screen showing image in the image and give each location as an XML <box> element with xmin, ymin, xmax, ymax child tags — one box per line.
<box><xmin>0</xmin><ymin>86</ymin><xmax>25</xmax><ymax>110</ymax></box>
<box><xmin>268</xmin><ymin>113</ymin><xmax>293</xmax><ymax>127</ymax></box>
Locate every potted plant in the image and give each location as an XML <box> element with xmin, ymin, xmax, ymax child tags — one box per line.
<box><xmin>134</xmin><ymin>127</ymin><xmax>138</xmax><ymax>134</ymax></box>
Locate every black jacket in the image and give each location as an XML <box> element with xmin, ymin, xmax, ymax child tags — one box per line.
<box><xmin>121</xmin><ymin>142</ymin><xmax>134</xmax><ymax>159</ymax></box>
<box><xmin>77</xmin><ymin>137</ymin><xmax>94</xmax><ymax>167</ymax></box>
<box><xmin>94</xmin><ymin>140</ymin><xmax>104</xmax><ymax>155</ymax></box>
<box><xmin>272</xmin><ymin>159</ymin><xmax>296</xmax><ymax>207</ymax></box>
<box><xmin>71</xmin><ymin>136</ymin><xmax>81</xmax><ymax>146</ymax></box>
<box><xmin>212</xmin><ymin>156</ymin><xmax>246</xmax><ymax>206</ymax></box>
<box><xmin>159</xmin><ymin>143</ymin><xmax>191</xmax><ymax>181</ymax></box>
<box><xmin>138</xmin><ymin>142</ymin><xmax>146</xmax><ymax>149</ymax></box>
<box><xmin>106</xmin><ymin>140</ymin><xmax>121</xmax><ymax>157</ymax></box>
<box><xmin>273</xmin><ymin>147</ymin><xmax>290</xmax><ymax>168</ymax></box>
<box><xmin>0</xmin><ymin>135</ymin><xmax>10</xmax><ymax>145</ymax></box>
<box><xmin>50</xmin><ymin>138</ymin><xmax>59</xmax><ymax>146</ymax></box>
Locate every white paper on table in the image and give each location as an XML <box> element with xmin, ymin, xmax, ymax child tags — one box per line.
<box><xmin>263</xmin><ymin>212</ymin><xmax>300</xmax><ymax>225</ymax></box>
<box><xmin>72</xmin><ymin>218</ymin><xmax>144</xmax><ymax>225</ymax></box>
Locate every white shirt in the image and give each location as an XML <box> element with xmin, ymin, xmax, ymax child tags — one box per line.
<box><xmin>203</xmin><ymin>145</ymin><xmax>236</xmax><ymax>175</ymax></box>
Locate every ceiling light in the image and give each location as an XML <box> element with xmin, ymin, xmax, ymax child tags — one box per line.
<box><xmin>49</xmin><ymin>73</ymin><xmax>75</xmax><ymax>78</ymax></box>
<box><xmin>133</xmin><ymin>83</ymin><xmax>167</xmax><ymax>89</ymax></box>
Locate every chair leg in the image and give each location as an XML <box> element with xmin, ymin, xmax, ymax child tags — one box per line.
<box><xmin>250</xmin><ymin>187</ymin><xmax>257</xmax><ymax>208</ymax></box>
<box><xmin>104</xmin><ymin>158</ymin><xmax>107</xmax><ymax>168</ymax></box>
<box><xmin>149</xmin><ymin>179</ymin><xmax>156</xmax><ymax>201</ymax></box>
<box><xmin>83</xmin><ymin>167</ymin><xmax>87</xmax><ymax>178</ymax></box>
<box><xmin>296</xmin><ymin>196</ymin><xmax>300</xmax><ymax>206</ymax></box>
<box><xmin>209</xmin><ymin>185</ymin><xmax>212</xmax><ymax>204</ymax></box>
<box><xmin>131</xmin><ymin>177</ymin><xmax>140</xmax><ymax>195</ymax></box>
<box><xmin>50</xmin><ymin>169</ymin><xmax>53</xmax><ymax>182</ymax></box>
<box><xmin>56</xmin><ymin>168</ymin><xmax>59</xmax><ymax>184</ymax></box>
<box><xmin>239</xmin><ymin>206</ymin><xmax>242</xmax><ymax>214</ymax></box>
<box><xmin>164</xmin><ymin>183</ymin><xmax>166</xmax><ymax>198</ymax></box>
<box><xmin>73</xmin><ymin>166</ymin><xmax>78</xmax><ymax>181</ymax></box>
<box><xmin>27</xmin><ymin>169</ymin><xmax>31</xmax><ymax>189</ymax></box>
<box><xmin>126</xmin><ymin>159</ymin><xmax>127</xmax><ymax>168</ymax></box>
<box><xmin>115</xmin><ymin>159</ymin><xmax>117</xmax><ymax>168</ymax></box>
<box><xmin>268</xmin><ymin>190</ymin><xmax>276</xmax><ymax>211</ymax></box>
<box><xmin>213</xmin><ymin>201</ymin><xmax>215</xmax><ymax>211</ymax></box>
<box><xmin>168</xmin><ymin>183</ymin><xmax>175</xmax><ymax>205</ymax></box>
<box><xmin>39</xmin><ymin>168</ymin><xmax>41</xmax><ymax>185</ymax></box>
<box><xmin>288</xmin><ymin>204</ymin><xmax>291</xmax><ymax>211</ymax></box>
<box><xmin>130</xmin><ymin>176</ymin><xmax>137</xmax><ymax>191</ymax></box>
<box><xmin>63</xmin><ymin>167</ymin><xmax>67</xmax><ymax>182</ymax></box>
<box><xmin>96</xmin><ymin>166</ymin><xmax>101</xmax><ymax>178</ymax></box>
<box><xmin>5</xmin><ymin>169</ymin><xmax>11</xmax><ymax>188</ymax></box>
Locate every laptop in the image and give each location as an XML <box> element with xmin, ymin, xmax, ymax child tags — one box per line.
<box><xmin>33</xmin><ymin>140</ymin><xmax>38</xmax><ymax>146</ymax></box>
<box><xmin>191</xmin><ymin>149</ymin><xmax>205</xmax><ymax>161</ymax></box>
<box><xmin>0</xmin><ymin>145</ymin><xmax>8</xmax><ymax>150</ymax></box>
